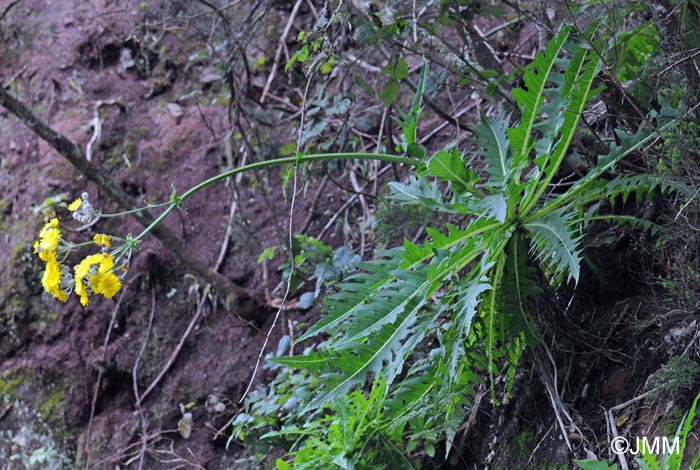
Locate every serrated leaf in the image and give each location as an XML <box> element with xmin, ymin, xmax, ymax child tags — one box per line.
<box><xmin>388</xmin><ymin>176</ymin><xmax>470</xmax><ymax>214</ymax></box>
<box><xmin>508</xmin><ymin>29</ymin><xmax>569</xmax><ymax>173</ymax></box>
<box><xmin>270</xmin><ymin>352</ymin><xmax>327</xmax><ymax>370</ymax></box>
<box><xmin>474</xmin><ymin>114</ymin><xmax>510</xmax><ymax>189</ymax></box>
<box><xmin>525</xmin><ymin>210</ymin><xmax>582</xmax><ymax>284</ymax></box>
<box><xmin>301</xmin><ymin>293</ymin><xmax>435</xmax><ymax>414</ymax></box>
<box><xmin>299</xmin><ymin>249</ymin><xmax>406</xmax><ymax>341</ymax></box>
<box><xmin>426</xmin><ymin>148</ymin><xmax>479</xmax><ymax>194</ymax></box>
<box><xmin>521</xmin><ymin>46</ymin><xmax>601</xmax><ymax>215</ymax></box>
<box><xmin>478</xmin><ymin>194</ymin><xmax>508</xmax><ymax>223</ymax></box>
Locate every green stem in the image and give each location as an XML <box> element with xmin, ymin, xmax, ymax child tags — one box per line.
<box><xmin>98</xmin><ymin>201</ymin><xmax>172</xmax><ymax>217</ymax></box>
<box><xmin>132</xmin><ymin>153</ymin><xmax>420</xmax><ymax>243</ymax></box>
<box><xmin>180</xmin><ymin>153</ymin><xmax>419</xmax><ymax>200</ymax></box>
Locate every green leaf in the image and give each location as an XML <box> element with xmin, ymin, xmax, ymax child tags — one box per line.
<box><xmin>498</xmin><ymin>233</ymin><xmax>541</xmax><ymax>344</ymax></box>
<box><xmin>477</xmin><ymin>194</ymin><xmax>508</xmax><ymax>223</ymax></box>
<box><xmin>507</xmin><ymin>29</ymin><xmax>569</xmax><ymax>176</ymax></box>
<box><xmin>301</xmin><ymin>289</ymin><xmax>434</xmax><ymax>414</ymax></box>
<box><xmin>270</xmin><ymin>353</ymin><xmax>327</xmax><ymax>371</ymax></box>
<box><xmin>388</xmin><ymin>176</ymin><xmax>472</xmax><ymax>214</ymax></box>
<box><xmin>279</xmin><ymin>142</ymin><xmax>297</xmax><ymax>156</ymax></box>
<box><xmin>411</xmin><ymin>57</ymin><xmax>429</xmax><ymax>116</ymax></box>
<box><xmin>573</xmin><ymin>460</ymin><xmax>618</xmax><ymax>470</ymax></box>
<box><xmin>665</xmin><ymin>393</ymin><xmax>700</xmax><ymax>469</ymax></box>
<box><xmin>521</xmin><ymin>45</ymin><xmax>601</xmax><ymax>215</ymax></box>
<box><xmin>426</xmin><ymin>148</ymin><xmax>479</xmax><ymax>194</ymax></box>
<box><xmin>406</xmin><ymin>142</ymin><xmax>426</xmax><ymax>160</ymax></box>
<box><xmin>394</xmin><ymin>57</ymin><xmax>409</xmax><ymax>80</ymax></box>
<box><xmin>285</xmin><ymin>45</ymin><xmax>309</xmax><ymax>71</ymax></box>
<box><xmin>276</xmin><ymin>459</ymin><xmax>292</xmax><ymax>470</ymax></box>
<box><xmin>380</xmin><ymin>79</ymin><xmax>400</xmax><ymax>105</ymax></box>
<box><xmin>354</xmin><ymin>23</ymin><xmax>377</xmax><ymax>47</ymax></box>
<box><xmin>474</xmin><ymin>115</ymin><xmax>511</xmax><ymax>189</ymax></box>
<box><xmin>524</xmin><ymin>210</ymin><xmax>582</xmax><ymax>284</ymax></box>
<box><xmin>298</xmin><ymin>250</ymin><xmax>406</xmax><ymax>342</ymax></box>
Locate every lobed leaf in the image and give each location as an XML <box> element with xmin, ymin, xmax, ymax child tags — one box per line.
<box><xmin>425</xmin><ymin>147</ymin><xmax>480</xmax><ymax>195</ymax></box>
<box><xmin>473</xmin><ymin>114</ymin><xmax>511</xmax><ymax>189</ymax></box>
<box><xmin>525</xmin><ymin>209</ymin><xmax>583</xmax><ymax>284</ymax></box>
<box><xmin>508</xmin><ymin>29</ymin><xmax>569</xmax><ymax>171</ymax></box>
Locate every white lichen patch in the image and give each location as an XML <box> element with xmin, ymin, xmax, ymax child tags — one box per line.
<box><xmin>0</xmin><ymin>396</ymin><xmax>71</xmax><ymax>469</ymax></box>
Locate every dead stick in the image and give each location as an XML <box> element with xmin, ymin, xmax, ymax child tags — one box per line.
<box><xmin>260</xmin><ymin>0</ymin><xmax>303</xmax><ymax>103</ymax></box>
<box><xmin>137</xmin><ymin>290</ymin><xmax>208</xmax><ymax>405</ymax></box>
<box><xmin>133</xmin><ymin>291</ymin><xmax>156</xmax><ymax>470</ymax></box>
<box><xmin>0</xmin><ymin>85</ymin><xmax>256</xmax><ymax>320</ymax></box>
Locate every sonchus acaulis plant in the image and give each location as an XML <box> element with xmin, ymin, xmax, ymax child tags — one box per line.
<box><xmin>273</xmin><ymin>27</ymin><xmax>683</xmax><ymax>450</ymax></box>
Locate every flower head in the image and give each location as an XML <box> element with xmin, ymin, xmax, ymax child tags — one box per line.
<box><xmin>74</xmin><ymin>253</ymin><xmax>122</xmax><ymax>306</ymax></box>
<box><xmin>34</xmin><ymin>218</ymin><xmax>62</xmax><ymax>260</ymax></box>
<box><xmin>35</xmin><ymin>218</ymin><xmax>70</xmax><ymax>302</ymax></box>
<box><xmin>90</xmin><ymin>269</ymin><xmax>121</xmax><ymax>299</ymax></box>
<box><xmin>67</xmin><ymin>198</ymin><xmax>82</xmax><ymax>211</ymax></box>
<box><xmin>93</xmin><ymin>234</ymin><xmax>112</xmax><ymax>248</ymax></box>
<box><xmin>40</xmin><ymin>251</ymin><xmax>69</xmax><ymax>302</ymax></box>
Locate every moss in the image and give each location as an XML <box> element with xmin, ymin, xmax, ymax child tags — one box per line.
<box><xmin>102</xmin><ymin>126</ymin><xmax>149</xmax><ymax>170</ymax></box>
<box><xmin>514</xmin><ymin>430</ymin><xmax>534</xmax><ymax>457</ymax></box>
<box><xmin>0</xmin><ymin>239</ymin><xmax>45</xmax><ymax>356</ymax></box>
<box><xmin>131</xmin><ymin>125</ymin><xmax>149</xmax><ymax>140</ymax></box>
<box><xmin>661</xmin><ymin>407</ymin><xmax>685</xmax><ymax>436</ymax></box>
<box><xmin>653</xmin><ymin>355</ymin><xmax>700</xmax><ymax>395</ymax></box>
<box><xmin>0</xmin><ymin>370</ymin><xmax>27</xmax><ymax>400</ymax></box>
<box><xmin>36</xmin><ymin>382</ymin><xmax>71</xmax><ymax>448</ymax></box>
<box><xmin>39</xmin><ymin>385</ymin><xmax>66</xmax><ymax>419</ymax></box>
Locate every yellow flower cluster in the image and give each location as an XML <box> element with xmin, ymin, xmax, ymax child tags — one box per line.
<box><xmin>34</xmin><ymin>216</ymin><xmax>122</xmax><ymax>306</ymax></box>
<box><xmin>74</xmin><ymin>253</ymin><xmax>121</xmax><ymax>306</ymax></box>
<box><xmin>34</xmin><ymin>219</ymin><xmax>68</xmax><ymax>302</ymax></box>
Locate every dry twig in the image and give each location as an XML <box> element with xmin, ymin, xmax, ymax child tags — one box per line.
<box><xmin>260</xmin><ymin>0</ymin><xmax>304</xmax><ymax>103</ymax></box>
<box><xmin>138</xmin><ymin>291</ymin><xmax>209</xmax><ymax>406</ymax></box>
<box><xmin>133</xmin><ymin>291</ymin><xmax>157</xmax><ymax>470</ymax></box>
<box><xmin>84</xmin><ymin>284</ymin><xmax>131</xmax><ymax>470</ymax></box>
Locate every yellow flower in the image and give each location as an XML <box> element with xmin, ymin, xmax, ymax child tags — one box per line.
<box><xmin>34</xmin><ymin>218</ymin><xmax>62</xmax><ymax>262</ymax></box>
<box><xmin>39</xmin><ymin>227</ymin><xmax>61</xmax><ymax>252</ymax></box>
<box><xmin>93</xmin><ymin>234</ymin><xmax>112</xmax><ymax>248</ymax></box>
<box><xmin>74</xmin><ymin>253</ymin><xmax>121</xmax><ymax>306</ymax></box>
<box><xmin>68</xmin><ymin>198</ymin><xmax>82</xmax><ymax>211</ymax></box>
<box><xmin>41</xmin><ymin>252</ymin><xmax>68</xmax><ymax>302</ymax></box>
<box><xmin>91</xmin><ymin>270</ymin><xmax>121</xmax><ymax>299</ymax></box>
<box><xmin>75</xmin><ymin>253</ymin><xmax>101</xmax><ymax>306</ymax></box>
